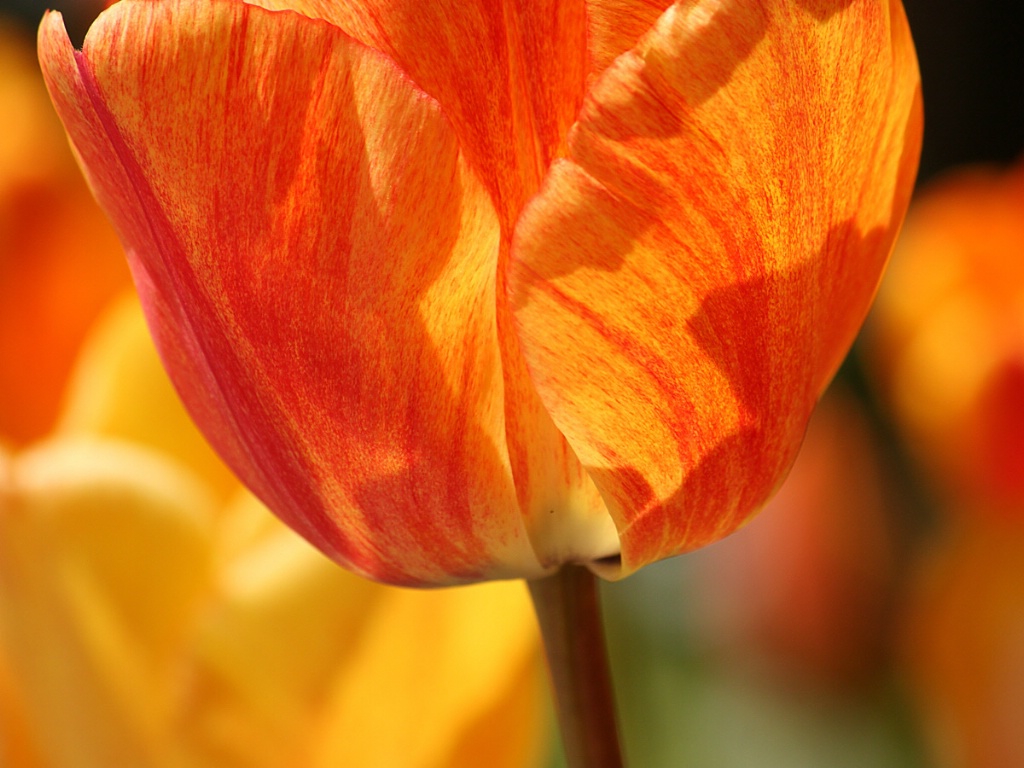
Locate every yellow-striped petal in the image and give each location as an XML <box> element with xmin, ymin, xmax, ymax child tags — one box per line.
<box><xmin>510</xmin><ymin>0</ymin><xmax>922</xmax><ymax>574</ymax></box>
<box><xmin>586</xmin><ymin>0</ymin><xmax>671</xmax><ymax>73</ymax></box>
<box><xmin>248</xmin><ymin>0</ymin><xmax>589</xmax><ymax>224</ymax></box>
<box><xmin>235</xmin><ymin>0</ymin><xmax>622</xmax><ymax>571</ymax></box>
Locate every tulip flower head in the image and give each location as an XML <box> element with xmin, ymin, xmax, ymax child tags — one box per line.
<box><xmin>38</xmin><ymin>0</ymin><xmax>922</xmax><ymax>585</ymax></box>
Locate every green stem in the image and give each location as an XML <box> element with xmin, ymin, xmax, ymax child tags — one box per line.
<box><xmin>528</xmin><ymin>565</ymin><xmax>625</xmax><ymax>768</ymax></box>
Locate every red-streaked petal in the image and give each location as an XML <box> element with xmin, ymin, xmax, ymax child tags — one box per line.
<box><xmin>510</xmin><ymin>0</ymin><xmax>923</xmax><ymax>574</ymax></box>
<box><xmin>252</xmin><ymin>0</ymin><xmax>590</xmax><ymax>224</ymax></box>
<box><xmin>586</xmin><ymin>0</ymin><xmax>671</xmax><ymax>74</ymax></box>
<box><xmin>245</xmin><ymin>0</ymin><xmax>623</xmax><ymax>570</ymax></box>
<box><xmin>38</xmin><ymin>0</ymin><xmax>544</xmax><ymax>585</ymax></box>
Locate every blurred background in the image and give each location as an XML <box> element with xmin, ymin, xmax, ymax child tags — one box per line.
<box><xmin>2</xmin><ymin>1</ymin><xmax>1022</xmax><ymax>766</ymax></box>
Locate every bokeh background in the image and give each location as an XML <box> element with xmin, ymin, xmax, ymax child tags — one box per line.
<box><xmin>2</xmin><ymin>1</ymin><xmax>1022</xmax><ymax>766</ymax></box>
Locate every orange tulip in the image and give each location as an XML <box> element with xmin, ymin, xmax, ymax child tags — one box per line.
<box><xmin>868</xmin><ymin>160</ymin><xmax>1024</xmax><ymax>516</ymax></box>
<box><xmin>38</xmin><ymin>0</ymin><xmax>922</xmax><ymax>585</ymax></box>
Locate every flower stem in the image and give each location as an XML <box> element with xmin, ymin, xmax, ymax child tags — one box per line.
<box><xmin>528</xmin><ymin>565</ymin><xmax>625</xmax><ymax>768</ymax></box>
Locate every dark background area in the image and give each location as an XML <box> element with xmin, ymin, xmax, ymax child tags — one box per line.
<box><xmin>901</xmin><ymin>0</ymin><xmax>1023</xmax><ymax>182</ymax></box>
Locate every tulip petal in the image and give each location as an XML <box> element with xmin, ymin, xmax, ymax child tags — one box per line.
<box><xmin>510</xmin><ymin>0</ymin><xmax>922</xmax><ymax>573</ymax></box>
<box><xmin>234</xmin><ymin>0</ymin><xmax>623</xmax><ymax>570</ymax></box>
<box><xmin>39</xmin><ymin>1</ymin><xmax>545</xmax><ymax>584</ymax></box>
<box><xmin>252</xmin><ymin>0</ymin><xmax>590</xmax><ymax>223</ymax></box>
<box><xmin>586</xmin><ymin>0</ymin><xmax>671</xmax><ymax>73</ymax></box>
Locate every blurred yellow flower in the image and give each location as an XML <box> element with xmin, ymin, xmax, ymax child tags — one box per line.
<box><xmin>1</xmin><ymin>289</ymin><xmax>549</xmax><ymax>767</ymax></box>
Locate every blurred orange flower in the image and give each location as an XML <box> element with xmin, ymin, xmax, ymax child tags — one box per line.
<box><xmin>0</xmin><ymin>20</ymin><xmax>127</xmax><ymax>445</ymax></box>
<box><xmin>869</xmin><ymin>159</ymin><xmax>1024</xmax><ymax>516</ymax></box>
<box><xmin>871</xmin><ymin>157</ymin><xmax>1024</xmax><ymax>768</ymax></box>
<box><xmin>901</xmin><ymin>516</ymin><xmax>1024</xmax><ymax>768</ymax></box>
<box><xmin>692</xmin><ymin>387</ymin><xmax>900</xmax><ymax>690</ymax></box>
